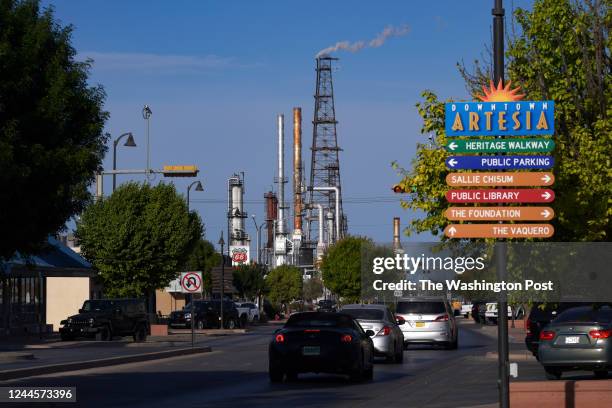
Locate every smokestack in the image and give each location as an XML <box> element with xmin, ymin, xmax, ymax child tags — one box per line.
<box><xmin>277</xmin><ymin>114</ymin><xmax>286</xmax><ymax>234</ymax></box>
<box><xmin>393</xmin><ymin>217</ymin><xmax>402</xmax><ymax>251</ymax></box>
<box><xmin>264</xmin><ymin>192</ymin><xmax>278</xmax><ymax>249</ymax></box>
<box><xmin>293</xmin><ymin>107</ymin><xmax>303</xmax><ymax>234</ymax></box>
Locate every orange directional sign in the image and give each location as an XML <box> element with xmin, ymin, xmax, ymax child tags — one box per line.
<box><xmin>445</xmin><ymin>206</ymin><xmax>554</xmax><ymax>221</ymax></box>
<box><xmin>444</xmin><ymin>224</ymin><xmax>554</xmax><ymax>239</ymax></box>
<box><xmin>446</xmin><ymin>172</ymin><xmax>554</xmax><ymax>187</ymax></box>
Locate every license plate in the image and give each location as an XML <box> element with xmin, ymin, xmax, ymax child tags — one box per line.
<box><xmin>416</xmin><ymin>321</ymin><xmax>425</xmax><ymax>328</ymax></box>
<box><xmin>565</xmin><ymin>336</ymin><xmax>580</xmax><ymax>344</ymax></box>
<box><xmin>302</xmin><ymin>346</ymin><xmax>320</xmax><ymax>356</ymax></box>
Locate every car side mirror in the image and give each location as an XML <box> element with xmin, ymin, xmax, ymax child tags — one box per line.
<box><xmin>78</xmin><ymin>309</ymin><xmax>84</xmax><ymax>313</ymax></box>
<box><xmin>395</xmin><ymin>316</ymin><xmax>405</xmax><ymax>326</ymax></box>
<box><xmin>365</xmin><ymin>329</ymin><xmax>375</xmax><ymax>337</ymax></box>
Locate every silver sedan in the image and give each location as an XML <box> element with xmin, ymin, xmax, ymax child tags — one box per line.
<box><xmin>342</xmin><ymin>304</ymin><xmax>405</xmax><ymax>363</ymax></box>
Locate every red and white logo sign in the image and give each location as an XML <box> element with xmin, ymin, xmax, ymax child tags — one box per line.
<box><xmin>229</xmin><ymin>245</ymin><xmax>250</xmax><ymax>266</ymax></box>
<box><xmin>180</xmin><ymin>271</ymin><xmax>203</xmax><ymax>293</ymax></box>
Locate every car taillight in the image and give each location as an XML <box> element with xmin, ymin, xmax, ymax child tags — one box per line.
<box><xmin>341</xmin><ymin>334</ymin><xmax>352</xmax><ymax>343</ymax></box>
<box><xmin>589</xmin><ymin>329</ymin><xmax>612</xmax><ymax>339</ymax></box>
<box><xmin>435</xmin><ymin>314</ymin><xmax>449</xmax><ymax>321</ymax></box>
<box><xmin>304</xmin><ymin>329</ymin><xmax>320</xmax><ymax>333</ymax></box>
<box><xmin>376</xmin><ymin>326</ymin><xmax>391</xmax><ymax>336</ymax></box>
<box><xmin>539</xmin><ymin>330</ymin><xmax>555</xmax><ymax>341</ymax></box>
<box><xmin>275</xmin><ymin>334</ymin><xmax>285</xmax><ymax>343</ymax></box>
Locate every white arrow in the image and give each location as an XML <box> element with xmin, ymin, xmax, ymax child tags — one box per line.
<box><xmin>541</xmin><ymin>191</ymin><xmax>551</xmax><ymax>200</ymax></box>
<box><xmin>448</xmin><ymin>158</ymin><xmax>458</xmax><ymax>167</ymax></box>
<box><xmin>448</xmin><ymin>142</ymin><xmax>458</xmax><ymax>151</ymax></box>
<box><xmin>447</xmin><ymin>226</ymin><xmax>457</xmax><ymax>237</ymax></box>
<box><xmin>541</xmin><ymin>209</ymin><xmax>550</xmax><ymax>218</ymax></box>
<box><xmin>541</xmin><ymin>174</ymin><xmax>551</xmax><ymax>183</ymax></box>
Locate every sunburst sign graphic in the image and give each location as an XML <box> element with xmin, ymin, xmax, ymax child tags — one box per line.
<box><xmin>477</xmin><ymin>79</ymin><xmax>525</xmax><ymax>102</ymax></box>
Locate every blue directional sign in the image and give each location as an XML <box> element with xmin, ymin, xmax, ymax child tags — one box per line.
<box><xmin>445</xmin><ymin>101</ymin><xmax>554</xmax><ymax>137</ymax></box>
<box><xmin>445</xmin><ymin>155</ymin><xmax>554</xmax><ymax>170</ymax></box>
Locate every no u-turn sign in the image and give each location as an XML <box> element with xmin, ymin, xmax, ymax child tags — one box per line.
<box><xmin>180</xmin><ymin>271</ymin><xmax>203</xmax><ymax>293</ymax></box>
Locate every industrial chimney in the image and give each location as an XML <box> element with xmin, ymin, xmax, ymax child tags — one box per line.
<box><xmin>293</xmin><ymin>107</ymin><xmax>303</xmax><ymax>236</ymax></box>
<box><xmin>277</xmin><ymin>114</ymin><xmax>286</xmax><ymax>235</ymax></box>
<box><xmin>393</xmin><ymin>217</ymin><xmax>402</xmax><ymax>252</ymax></box>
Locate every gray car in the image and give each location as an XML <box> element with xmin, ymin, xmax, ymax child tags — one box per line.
<box><xmin>395</xmin><ymin>297</ymin><xmax>458</xmax><ymax>349</ymax></box>
<box><xmin>538</xmin><ymin>305</ymin><xmax>612</xmax><ymax>380</ymax></box>
<box><xmin>342</xmin><ymin>304</ymin><xmax>405</xmax><ymax>363</ymax></box>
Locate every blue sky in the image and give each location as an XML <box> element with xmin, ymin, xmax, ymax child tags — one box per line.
<box><xmin>47</xmin><ymin>0</ymin><xmax>533</xmax><ymax>247</ymax></box>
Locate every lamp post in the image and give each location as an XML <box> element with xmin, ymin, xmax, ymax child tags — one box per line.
<box><xmin>251</xmin><ymin>215</ymin><xmax>264</xmax><ymax>264</ymax></box>
<box><xmin>218</xmin><ymin>232</ymin><xmax>225</xmax><ymax>330</ymax></box>
<box><xmin>112</xmin><ymin>132</ymin><xmax>136</xmax><ymax>192</ymax></box>
<box><xmin>186</xmin><ymin>180</ymin><xmax>204</xmax><ymax>211</ymax></box>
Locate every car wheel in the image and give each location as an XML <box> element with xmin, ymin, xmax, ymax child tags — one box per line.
<box><xmin>286</xmin><ymin>371</ymin><xmax>298</xmax><ymax>381</ymax></box>
<box><xmin>226</xmin><ymin>319</ymin><xmax>236</xmax><ymax>330</ymax></box>
<box><xmin>349</xmin><ymin>355</ymin><xmax>365</xmax><ymax>382</ymax></box>
<box><xmin>394</xmin><ymin>346</ymin><xmax>404</xmax><ymax>364</ymax></box>
<box><xmin>544</xmin><ymin>367</ymin><xmax>562</xmax><ymax>380</ymax></box>
<box><xmin>269</xmin><ymin>362</ymin><xmax>284</xmax><ymax>383</ymax></box>
<box><xmin>197</xmin><ymin>320</ymin><xmax>205</xmax><ymax>330</ymax></box>
<box><xmin>60</xmin><ymin>333</ymin><xmax>73</xmax><ymax>341</ymax></box>
<box><xmin>132</xmin><ymin>324</ymin><xmax>147</xmax><ymax>342</ymax></box>
<box><xmin>594</xmin><ymin>370</ymin><xmax>608</xmax><ymax>379</ymax></box>
<box><xmin>96</xmin><ymin>326</ymin><xmax>111</xmax><ymax>341</ymax></box>
<box><xmin>448</xmin><ymin>335</ymin><xmax>458</xmax><ymax>350</ymax></box>
<box><xmin>364</xmin><ymin>365</ymin><xmax>374</xmax><ymax>381</ymax></box>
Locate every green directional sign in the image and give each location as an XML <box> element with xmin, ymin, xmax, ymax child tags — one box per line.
<box><xmin>445</xmin><ymin>138</ymin><xmax>554</xmax><ymax>153</ymax></box>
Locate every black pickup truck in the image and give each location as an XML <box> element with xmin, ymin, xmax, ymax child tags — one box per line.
<box><xmin>60</xmin><ymin>299</ymin><xmax>149</xmax><ymax>342</ymax></box>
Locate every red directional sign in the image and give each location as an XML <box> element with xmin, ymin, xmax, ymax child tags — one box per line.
<box><xmin>446</xmin><ymin>189</ymin><xmax>554</xmax><ymax>203</ymax></box>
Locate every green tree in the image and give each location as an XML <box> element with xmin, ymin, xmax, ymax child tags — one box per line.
<box><xmin>76</xmin><ymin>182</ymin><xmax>203</xmax><ymax>297</ymax></box>
<box><xmin>302</xmin><ymin>277</ymin><xmax>323</xmax><ymax>302</ymax></box>
<box><xmin>265</xmin><ymin>265</ymin><xmax>302</xmax><ymax>307</ymax></box>
<box><xmin>182</xmin><ymin>239</ymin><xmax>220</xmax><ymax>296</ymax></box>
<box><xmin>233</xmin><ymin>263</ymin><xmax>266</xmax><ymax>300</ymax></box>
<box><xmin>321</xmin><ymin>236</ymin><xmax>372</xmax><ymax>302</ymax></box>
<box><xmin>0</xmin><ymin>0</ymin><xmax>108</xmax><ymax>259</ymax></box>
<box><xmin>395</xmin><ymin>0</ymin><xmax>611</xmax><ymax>241</ymax></box>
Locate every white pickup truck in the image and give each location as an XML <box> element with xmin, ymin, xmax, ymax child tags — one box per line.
<box><xmin>235</xmin><ymin>302</ymin><xmax>260</xmax><ymax>327</ymax></box>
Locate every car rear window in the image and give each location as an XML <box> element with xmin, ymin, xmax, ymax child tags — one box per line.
<box><xmin>555</xmin><ymin>306</ymin><xmax>612</xmax><ymax>323</ymax></box>
<box><xmin>343</xmin><ymin>309</ymin><xmax>384</xmax><ymax>320</ymax></box>
<box><xmin>286</xmin><ymin>313</ymin><xmax>352</xmax><ymax>328</ymax></box>
<box><xmin>397</xmin><ymin>301</ymin><xmax>446</xmax><ymax>315</ymax></box>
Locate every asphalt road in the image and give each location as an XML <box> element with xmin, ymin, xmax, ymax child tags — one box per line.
<box><xmin>3</xmin><ymin>319</ymin><xmax>511</xmax><ymax>408</ymax></box>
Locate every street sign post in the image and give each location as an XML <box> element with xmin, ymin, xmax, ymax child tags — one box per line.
<box><xmin>446</xmin><ymin>189</ymin><xmax>554</xmax><ymax>203</ymax></box>
<box><xmin>446</xmin><ymin>172</ymin><xmax>554</xmax><ymax>187</ymax></box>
<box><xmin>445</xmin><ymin>206</ymin><xmax>554</xmax><ymax>221</ymax></box>
<box><xmin>444</xmin><ymin>223</ymin><xmax>554</xmax><ymax>239</ymax></box>
<box><xmin>445</xmin><ymin>138</ymin><xmax>554</xmax><ymax>153</ymax></box>
<box><xmin>180</xmin><ymin>271</ymin><xmax>203</xmax><ymax>348</ymax></box>
<box><xmin>446</xmin><ymin>155</ymin><xmax>553</xmax><ymax>170</ymax></box>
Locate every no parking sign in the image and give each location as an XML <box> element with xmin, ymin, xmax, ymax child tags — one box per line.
<box><xmin>180</xmin><ymin>271</ymin><xmax>203</xmax><ymax>293</ymax></box>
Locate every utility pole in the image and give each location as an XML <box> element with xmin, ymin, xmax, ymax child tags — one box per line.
<box><xmin>493</xmin><ymin>1</ymin><xmax>510</xmax><ymax>407</ymax></box>
<box><xmin>142</xmin><ymin>105</ymin><xmax>152</xmax><ymax>183</ymax></box>
<box><xmin>218</xmin><ymin>232</ymin><xmax>225</xmax><ymax>330</ymax></box>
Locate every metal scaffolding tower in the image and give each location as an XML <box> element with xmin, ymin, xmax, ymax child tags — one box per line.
<box><xmin>306</xmin><ymin>56</ymin><xmax>347</xmax><ymax>244</ymax></box>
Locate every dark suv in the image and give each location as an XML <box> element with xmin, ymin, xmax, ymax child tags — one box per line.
<box><xmin>169</xmin><ymin>300</ymin><xmax>239</xmax><ymax>329</ymax></box>
<box><xmin>60</xmin><ymin>299</ymin><xmax>149</xmax><ymax>342</ymax></box>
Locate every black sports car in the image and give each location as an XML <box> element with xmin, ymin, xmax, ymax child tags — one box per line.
<box><xmin>268</xmin><ymin>312</ymin><xmax>375</xmax><ymax>382</ymax></box>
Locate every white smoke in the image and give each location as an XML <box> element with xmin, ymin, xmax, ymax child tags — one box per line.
<box><xmin>316</xmin><ymin>24</ymin><xmax>410</xmax><ymax>58</ymax></box>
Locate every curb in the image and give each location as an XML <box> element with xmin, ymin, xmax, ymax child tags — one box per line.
<box><xmin>0</xmin><ymin>346</ymin><xmax>212</xmax><ymax>381</ymax></box>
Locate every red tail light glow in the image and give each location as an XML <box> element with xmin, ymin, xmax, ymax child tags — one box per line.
<box><xmin>589</xmin><ymin>329</ymin><xmax>612</xmax><ymax>339</ymax></box>
<box><xmin>275</xmin><ymin>334</ymin><xmax>285</xmax><ymax>343</ymax></box>
<box><xmin>435</xmin><ymin>314</ymin><xmax>449</xmax><ymax>321</ymax></box>
<box><xmin>340</xmin><ymin>334</ymin><xmax>352</xmax><ymax>343</ymax></box>
<box><xmin>376</xmin><ymin>326</ymin><xmax>391</xmax><ymax>336</ymax></box>
<box><xmin>539</xmin><ymin>330</ymin><xmax>555</xmax><ymax>341</ymax></box>
<box><xmin>304</xmin><ymin>329</ymin><xmax>320</xmax><ymax>333</ymax></box>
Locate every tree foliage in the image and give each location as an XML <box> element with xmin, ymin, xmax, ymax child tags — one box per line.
<box><xmin>321</xmin><ymin>236</ymin><xmax>372</xmax><ymax>302</ymax></box>
<box><xmin>76</xmin><ymin>182</ymin><xmax>203</xmax><ymax>297</ymax></box>
<box><xmin>265</xmin><ymin>265</ymin><xmax>302</xmax><ymax>306</ymax></box>
<box><xmin>233</xmin><ymin>263</ymin><xmax>266</xmax><ymax>300</ymax></box>
<box><xmin>0</xmin><ymin>0</ymin><xmax>108</xmax><ymax>258</ymax></box>
<box><xmin>395</xmin><ymin>0</ymin><xmax>611</xmax><ymax>241</ymax></box>
<box><xmin>182</xmin><ymin>239</ymin><xmax>220</xmax><ymax>296</ymax></box>
<box><xmin>302</xmin><ymin>277</ymin><xmax>323</xmax><ymax>302</ymax></box>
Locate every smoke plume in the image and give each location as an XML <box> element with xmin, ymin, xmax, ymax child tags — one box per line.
<box><xmin>316</xmin><ymin>24</ymin><xmax>410</xmax><ymax>58</ymax></box>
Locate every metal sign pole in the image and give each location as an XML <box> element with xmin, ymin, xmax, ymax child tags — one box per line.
<box><xmin>493</xmin><ymin>1</ymin><xmax>510</xmax><ymax>407</ymax></box>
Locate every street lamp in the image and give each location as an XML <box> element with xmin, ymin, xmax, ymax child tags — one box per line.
<box><xmin>186</xmin><ymin>180</ymin><xmax>204</xmax><ymax>211</ymax></box>
<box><xmin>251</xmin><ymin>215</ymin><xmax>265</xmax><ymax>264</ymax></box>
<box><xmin>112</xmin><ymin>132</ymin><xmax>136</xmax><ymax>192</ymax></box>
<box><xmin>218</xmin><ymin>232</ymin><xmax>225</xmax><ymax>330</ymax></box>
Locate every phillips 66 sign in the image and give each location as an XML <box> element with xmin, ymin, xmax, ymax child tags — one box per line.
<box><xmin>230</xmin><ymin>245</ymin><xmax>250</xmax><ymax>266</ymax></box>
